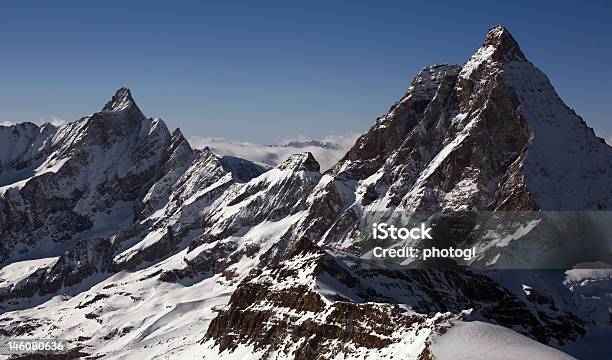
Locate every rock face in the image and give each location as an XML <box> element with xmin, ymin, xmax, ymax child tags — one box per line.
<box><xmin>0</xmin><ymin>26</ymin><xmax>611</xmax><ymax>360</ymax></box>
<box><xmin>205</xmin><ymin>242</ymin><xmax>587</xmax><ymax>359</ymax></box>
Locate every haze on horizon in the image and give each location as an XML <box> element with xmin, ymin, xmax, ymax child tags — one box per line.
<box><xmin>0</xmin><ymin>0</ymin><xmax>610</xmax><ymax>144</ymax></box>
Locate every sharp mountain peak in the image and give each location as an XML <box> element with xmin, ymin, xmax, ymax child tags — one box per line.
<box><xmin>277</xmin><ymin>152</ymin><xmax>321</xmax><ymax>173</ymax></box>
<box><xmin>482</xmin><ymin>25</ymin><xmax>526</xmax><ymax>61</ymax></box>
<box><xmin>101</xmin><ymin>87</ymin><xmax>141</xmax><ymax>113</ymax></box>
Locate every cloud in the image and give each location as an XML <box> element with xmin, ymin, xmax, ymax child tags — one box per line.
<box><xmin>0</xmin><ymin>116</ymin><xmax>67</xmax><ymax>127</ymax></box>
<box><xmin>38</xmin><ymin>116</ymin><xmax>66</xmax><ymax>126</ymax></box>
<box><xmin>188</xmin><ymin>134</ymin><xmax>359</xmax><ymax>172</ymax></box>
<box><xmin>49</xmin><ymin>116</ymin><xmax>67</xmax><ymax>126</ymax></box>
<box><xmin>594</xmin><ymin>129</ymin><xmax>612</xmax><ymax>146</ymax></box>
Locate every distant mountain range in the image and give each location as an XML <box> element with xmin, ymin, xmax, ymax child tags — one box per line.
<box><xmin>188</xmin><ymin>135</ymin><xmax>357</xmax><ymax>172</ymax></box>
<box><xmin>0</xmin><ymin>26</ymin><xmax>611</xmax><ymax>359</ymax></box>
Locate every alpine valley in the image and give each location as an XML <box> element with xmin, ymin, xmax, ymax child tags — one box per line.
<box><xmin>1</xmin><ymin>27</ymin><xmax>611</xmax><ymax>360</ymax></box>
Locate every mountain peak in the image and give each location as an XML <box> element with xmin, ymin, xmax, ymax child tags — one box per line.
<box><xmin>171</xmin><ymin>127</ymin><xmax>185</xmax><ymax>139</ymax></box>
<box><xmin>169</xmin><ymin>127</ymin><xmax>191</xmax><ymax>149</ymax></box>
<box><xmin>482</xmin><ymin>26</ymin><xmax>525</xmax><ymax>61</ymax></box>
<box><xmin>277</xmin><ymin>152</ymin><xmax>320</xmax><ymax>172</ymax></box>
<box><xmin>459</xmin><ymin>26</ymin><xmax>526</xmax><ymax>79</ymax></box>
<box><xmin>102</xmin><ymin>87</ymin><xmax>140</xmax><ymax>113</ymax></box>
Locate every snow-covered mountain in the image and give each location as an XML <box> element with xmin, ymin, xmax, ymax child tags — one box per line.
<box><xmin>1</xmin><ymin>26</ymin><xmax>611</xmax><ymax>360</ymax></box>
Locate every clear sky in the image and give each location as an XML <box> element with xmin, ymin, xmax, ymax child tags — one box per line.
<box><xmin>1</xmin><ymin>0</ymin><xmax>610</xmax><ymax>143</ymax></box>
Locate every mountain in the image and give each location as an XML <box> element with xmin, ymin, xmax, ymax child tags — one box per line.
<box><xmin>1</xmin><ymin>26</ymin><xmax>611</xmax><ymax>360</ymax></box>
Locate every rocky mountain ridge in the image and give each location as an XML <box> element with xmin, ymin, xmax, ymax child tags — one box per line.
<box><xmin>0</xmin><ymin>26</ymin><xmax>611</xmax><ymax>359</ymax></box>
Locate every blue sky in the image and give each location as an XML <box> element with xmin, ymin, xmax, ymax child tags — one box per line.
<box><xmin>0</xmin><ymin>0</ymin><xmax>610</xmax><ymax>143</ymax></box>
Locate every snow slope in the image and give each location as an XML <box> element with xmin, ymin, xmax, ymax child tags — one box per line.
<box><xmin>430</xmin><ymin>321</ymin><xmax>576</xmax><ymax>360</ymax></box>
